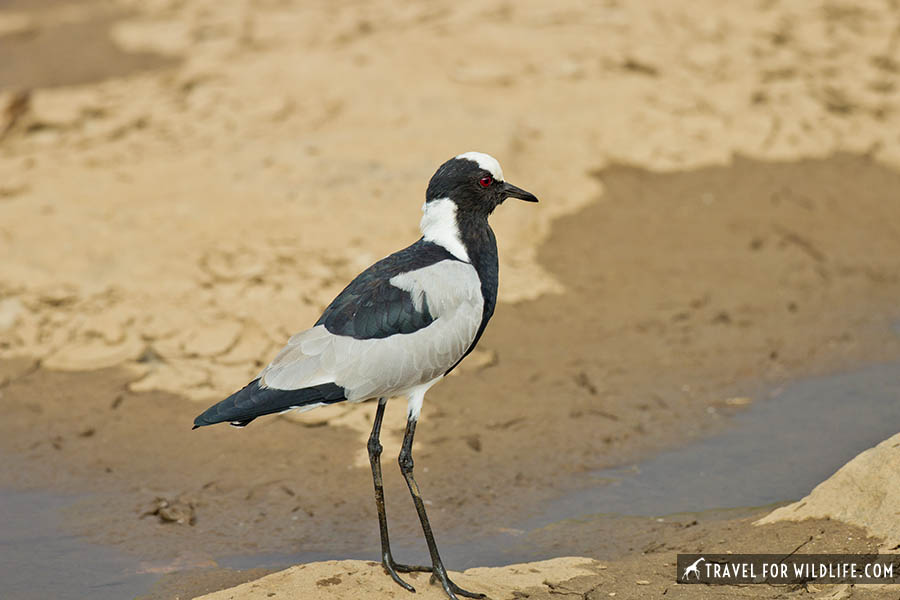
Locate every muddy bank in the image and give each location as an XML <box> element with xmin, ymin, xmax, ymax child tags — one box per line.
<box><xmin>1</xmin><ymin>155</ymin><xmax>900</xmax><ymax>599</ymax></box>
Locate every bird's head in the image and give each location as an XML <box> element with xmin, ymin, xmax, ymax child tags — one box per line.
<box><xmin>425</xmin><ymin>152</ymin><xmax>538</xmax><ymax>216</ymax></box>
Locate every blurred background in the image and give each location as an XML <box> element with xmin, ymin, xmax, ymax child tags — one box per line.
<box><xmin>1</xmin><ymin>1</ymin><xmax>900</xmax><ymax>599</ymax></box>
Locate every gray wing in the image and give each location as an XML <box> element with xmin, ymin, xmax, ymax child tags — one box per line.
<box><xmin>260</xmin><ymin>260</ymin><xmax>483</xmax><ymax>401</ymax></box>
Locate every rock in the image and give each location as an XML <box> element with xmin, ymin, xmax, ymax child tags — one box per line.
<box><xmin>756</xmin><ymin>432</ymin><xmax>900</xmax><ymax>549</ymax></box>
<box><xmin>141</xmin><ymin>496</ymin><xmax>196</xmax><ymax>525</ymax></box>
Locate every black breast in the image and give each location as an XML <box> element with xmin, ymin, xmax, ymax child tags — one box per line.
<box><xmin>444</xmin><ymin>212</ymin><xmax>499</xmax><ymax>374</ymax></box>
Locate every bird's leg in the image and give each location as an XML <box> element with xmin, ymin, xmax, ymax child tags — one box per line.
<box><xmin>398</xmin><ymin>416</ymin><xmax>485</xmax><ymax>600</ymax></box>
<box><xmin>367</xmin><ymin>398</ymin><xmax>431</xmax><ymax>593</ymax></box>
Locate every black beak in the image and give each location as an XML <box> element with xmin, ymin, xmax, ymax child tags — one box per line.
<box><xmin>502</xmin><ymin>181</ymin><xmax>539</xmax><ymax>203</ymax></box>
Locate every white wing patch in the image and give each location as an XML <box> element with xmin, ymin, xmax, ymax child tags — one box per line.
<box><xmin>260</xmin><ymin>260</ymin><xmax>483</xmax><ymax>403</ymax></box>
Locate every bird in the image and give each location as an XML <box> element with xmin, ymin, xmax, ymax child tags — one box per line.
<box><xmin>192</xmin><ymin>151</ymin><xmax>538</xmax><ymax>599</ymax></box>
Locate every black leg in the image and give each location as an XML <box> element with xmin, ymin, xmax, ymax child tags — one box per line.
<box><xmin>398</xmin><ymin>416</ymin><xmax>485</xmax><ymax>600</ymax></box>
<box><xmin>367</xmin><ymin>398</ymin><xmax>431</xmax><ymax>593</ymax></box>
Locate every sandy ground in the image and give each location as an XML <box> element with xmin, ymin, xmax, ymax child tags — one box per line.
<box><xmin>2</xmin><ymin>0</ymin><xmax>900</xmax><ymax>599</ymax></box>
<box><xmin>189</xmin><ymin>520</ymin><xmax>890</xmax><ymax>600</ymax></box>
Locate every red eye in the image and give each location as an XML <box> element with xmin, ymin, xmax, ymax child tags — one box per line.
<box><xmin>479</xmin><ymin>176</ymin><xmax>493</xmax><ymax>188</ymax></box>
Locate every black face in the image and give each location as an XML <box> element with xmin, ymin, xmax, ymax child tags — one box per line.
<box><xmin>425</xmin><ymin>157</ymin><xmax>538</xmax><ymax>215</ymax></box>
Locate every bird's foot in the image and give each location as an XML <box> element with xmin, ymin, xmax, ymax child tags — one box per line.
<box><xmin>431</xmin><ymin>566</ymin><xmax>486</xmax><ymax>600</ymax></box>
<box><xmin>382</xmin><ymin>558</ymin><xmax>483</xmax><ymax>599</ymax></box>
<box><xmin>382</xmin><ymin>556</ymin><xmax>432</xmax><ymax>593</ymax></box>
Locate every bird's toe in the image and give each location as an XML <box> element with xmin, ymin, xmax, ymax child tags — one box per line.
<box><xmin>430</xmin><ymin>572</ymin><xmax>486</xmax><ymax>600</ymax></box>
<box><xmin>383</xmin><ymin>560</ymin><xmax>419</xmax><ymax>593</ymax></box>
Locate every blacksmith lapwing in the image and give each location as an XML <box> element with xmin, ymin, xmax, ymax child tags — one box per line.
<box><xmin>193</xmin><ymin>152</ymin><xmax>538</xmax><ymax>599</ymax></box>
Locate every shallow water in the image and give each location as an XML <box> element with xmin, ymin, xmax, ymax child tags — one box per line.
<box><xmin>2</xmin><ymin>361</ymin><xmax>899</xmax><ymax>598</ymax></box>
<box><xmin>0</xmin><ymin>490</ymin><xmax>156</xmax><ymax>600</ymax></box>
<box><xmin>437</xmin><ymin>361</ymin><xmax>900</xmax><ymax>567</ymax></box>
<box><xmin>541</xmin><ymin>361</ymin><xmax>900</xmax><ymax>519</ymax></box>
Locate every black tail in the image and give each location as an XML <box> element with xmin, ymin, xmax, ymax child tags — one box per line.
<box><xmin>192</xmin><ymin>379</ymin><xmax>346</xmax><ymax>429</ymax></box>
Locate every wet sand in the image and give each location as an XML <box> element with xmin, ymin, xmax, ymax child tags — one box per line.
<box><xmin>2</xmin><ymin>155</ymin><xmax>900</xmax><ymax>597</ymax></box>
<box><xmin>3</xmin><ymin>0</ymin><xmax>900</xmax><ymax>598</ymax></box>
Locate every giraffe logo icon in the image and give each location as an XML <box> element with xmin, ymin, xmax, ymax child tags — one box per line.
<box><xmin>682</xmin><ymin>557</ymin><xmax>705</xmax><ymax>580</ymax></box>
